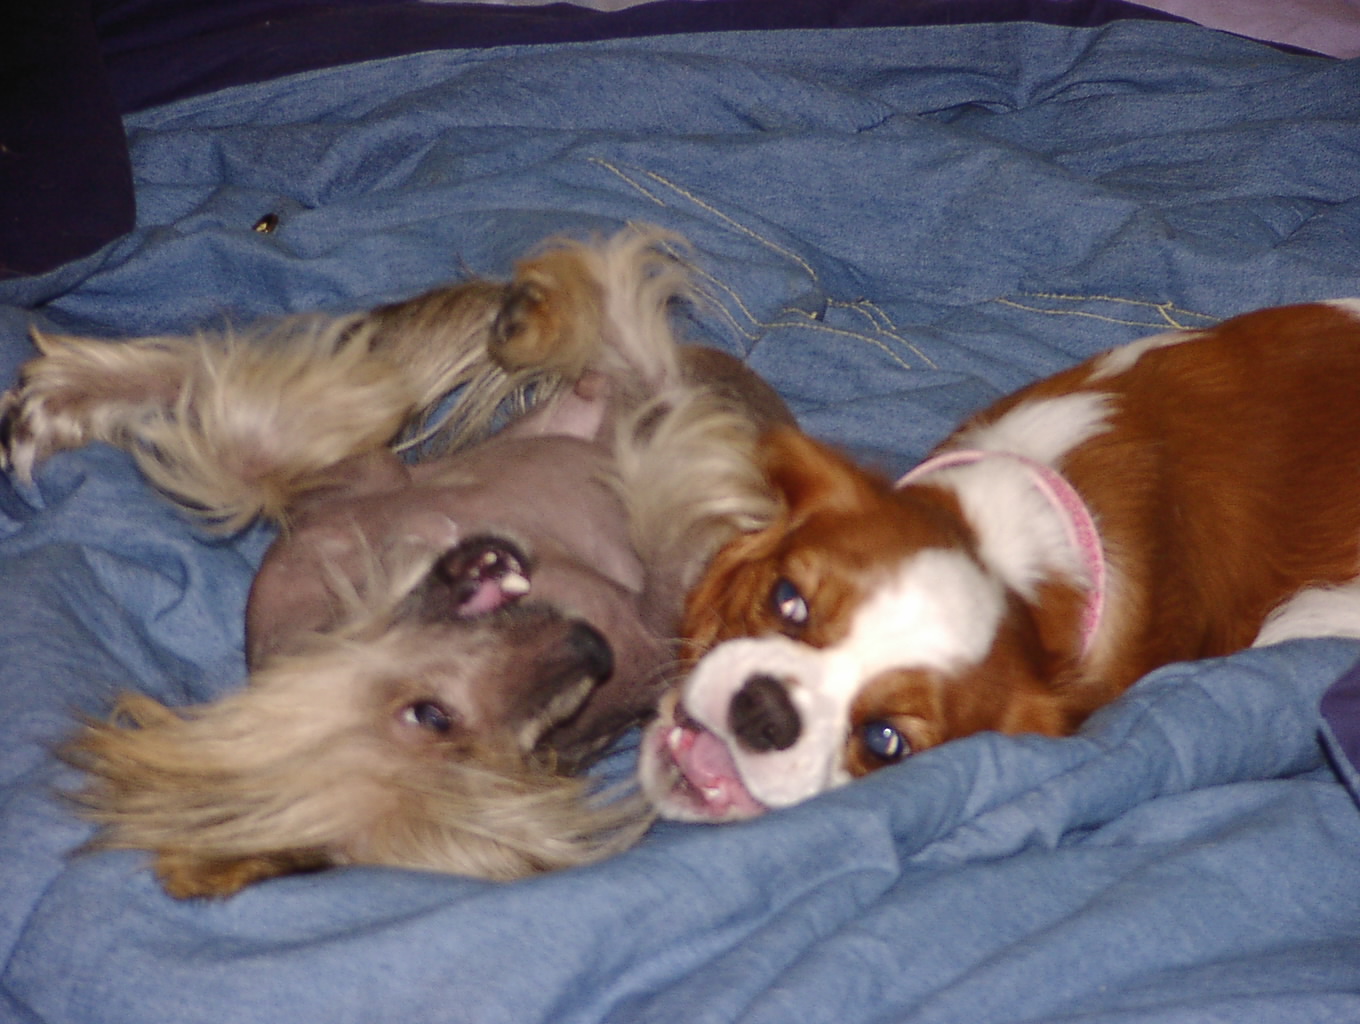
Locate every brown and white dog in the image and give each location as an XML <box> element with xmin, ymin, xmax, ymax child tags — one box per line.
<box><xmin>641</xmin><ymin>300</ymin><xmax>1360</xmax><ymax>822</ymax></box>
<box><xmin>0</xmin><ymin>227</ymin><xmax>791</xmax><ymax>894</ymax></box>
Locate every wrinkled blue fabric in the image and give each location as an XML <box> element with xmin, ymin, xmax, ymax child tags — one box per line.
<box><xmin>3</xmin><ymin>19</ymin><xmax>1360</xmax><ymax>1024</ymax></box>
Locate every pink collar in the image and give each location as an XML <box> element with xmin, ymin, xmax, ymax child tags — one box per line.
<box><xmin>896</xmin><ymin>448</ymin><xmax>1105</xmax><ymax>657</ymax></box>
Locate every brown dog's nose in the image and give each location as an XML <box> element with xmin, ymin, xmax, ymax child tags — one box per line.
<box><xmin>729</xmin><ymin>673</ymin><xmax>801</xmax><ymax>752</ymax></box>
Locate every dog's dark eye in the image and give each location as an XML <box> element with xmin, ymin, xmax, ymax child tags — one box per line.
<box><xmin>860</xmin><ymin>720</ymin><xmax>910</xmax><ymax>764</ymax></box>
<box><xmin>401</xmin><ymin>700</ymin><xmax>456</xmax><ymax>736</ymax></box>
<box><xmin>770</xmin><ymin>577</ymin><xmax>808</xmax><ymax>628</ymax></box>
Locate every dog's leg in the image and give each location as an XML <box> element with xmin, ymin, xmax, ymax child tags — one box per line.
<box><xmin>154</xmin><ymin>849</ymin><xmax>332</xmax><ymax>900</ymax></box>
<box><xmin>491</xmin><ymin>247</ymin><xmax>607</xmax><ymax>382</ymax></box>
<box><xmin>0</xmin><ymin>324</ymin><xmax>424</xmax><ymax>528</ymax></box>
<box><xmin>0</xmin><ymin>281</ymin><xmax>521</xmax><ymax>529</ymax></box>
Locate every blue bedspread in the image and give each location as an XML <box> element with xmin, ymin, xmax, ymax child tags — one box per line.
<box><xmin>4</xmin><ymin>17</ymin><xmax>1360</xmax><ymax>1023</ymax></box>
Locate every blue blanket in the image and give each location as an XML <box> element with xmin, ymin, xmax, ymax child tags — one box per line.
<box><xmin>4</xmin><ymin>17</ymin><xmax>1360</xmax><ymax>1023</ymax></box>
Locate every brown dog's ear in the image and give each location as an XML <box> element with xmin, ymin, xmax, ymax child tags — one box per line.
<box><xmin>759</xmin><ymin>426</ymin><xmax>887</xmax><ymax>520</ymax></box>
<box><xmin>679</xmin><ymin>522</ymin><xmax>782</xmax><ymax>660</ymax></box>
<box><xmin>680</xmin><ymin>428</ymin><xmax>891</xmax><ymax>659</ymax></box>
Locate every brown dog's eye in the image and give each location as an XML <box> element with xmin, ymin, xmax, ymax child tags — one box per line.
<box><xmin>770</xmin><ymin>577</ymin><xmax>809</xmax><ymax>629</ymax></box>
<box><xmin>401</xmin><ymin>700</ymin><xmax>456</xmax><ymax>736</ymax></box>
<box><xmin>860</xmin><ymin>720</ymin><xmax>910</xmax><ymax>764</ymax></box>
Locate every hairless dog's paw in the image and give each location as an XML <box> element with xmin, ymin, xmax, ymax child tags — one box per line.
<box><xmin>490</xmin><ymin>247</ymin><xmax>604</xmax><ymax>379</ymax></box>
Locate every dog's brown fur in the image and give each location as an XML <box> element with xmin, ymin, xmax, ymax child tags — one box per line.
<box><xmin>641</xmin><ymin>301</ymin><xmax>1360</xmax><ymax>824</ymax></box>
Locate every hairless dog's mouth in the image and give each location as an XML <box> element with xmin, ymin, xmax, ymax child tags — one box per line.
<box><xmin>418</xmin><ymin>535</ymin><xmax>533</xmax><ymax>620</ymax></box>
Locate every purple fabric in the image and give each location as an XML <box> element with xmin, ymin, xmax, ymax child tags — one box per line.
<box><xmin>0</xmin><ymin>0</ymin><xmax>1178</xmax><ymax>279</ymax></box>
<box><xmin>92</xmin><ymin>0</ymin><xmax>1181</xmax><ymax>114</ymax></box>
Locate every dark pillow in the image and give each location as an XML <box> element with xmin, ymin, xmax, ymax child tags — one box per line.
<box><xmin>0</xmin><ymin>0</ymin><xmax>134</xmax><ymax>278</ymax></box>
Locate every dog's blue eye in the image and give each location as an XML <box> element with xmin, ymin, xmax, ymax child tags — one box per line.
<box><xmin>403</xmin><ymin>700</ymin><xmax>455</xmax><ymax>735</ymax></box>
<box><xmin>770</xmin><ymin>577</ymin><xmax>808</xmax><ymax>627</ymax></box>
<box><xmin>860</xmin><ymin>721</ymin><xmax>910</xmax><ymax>763</ymax></box>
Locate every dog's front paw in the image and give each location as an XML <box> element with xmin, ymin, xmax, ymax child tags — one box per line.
<box><xmin>1</xmin><ymin>332</ymin><xmax>197</xmax><ymax>482</ymax></box>
<box><xmin>0</xmin><ymin>389</ymin><xmax>22</xmax><ymax>473</ymax></box>
<box><xmin>491</xmin><ymin>277</ymin><xmax>558</xmax><ymax>370</ymax></box>
<box><xmin>0</xmin><ymin>371</ymin><xmax>94</xmax><ymax>481</ymax></box>
<box><xmin>490</xmin><ymin>246</ymin><xmax>604</xmax><ymax>378</ymax></box>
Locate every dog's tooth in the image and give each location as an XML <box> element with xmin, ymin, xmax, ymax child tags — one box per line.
<box><xmin>501</xmin><ymin>572</ymin><xmax>530</xmax><ymax>595</ymax></box>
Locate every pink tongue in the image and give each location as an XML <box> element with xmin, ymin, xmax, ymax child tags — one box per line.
<box><xmin>675</xmin><ymin>727</ymin><xmax>766</xmax><ymax>817</ymax></box>
<box><xmin>458</xmin><ymin>579</ymin><xmax>513</xmax><ymax>616</ymax></box>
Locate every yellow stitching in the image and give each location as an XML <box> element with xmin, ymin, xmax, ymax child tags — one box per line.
<box><xmin>781</xmin><ymin>306</ymin><xmax>936</xmax><ymax>369</ymax></box>
<box><xmin>589</xmin><ymin>160</ymin><xmax>1218</xmax><ymax>365</ymax></box>
<box><xmin>1003</xmin><ymin>292</ymin><xmax>1220</xmax><ymax>330</ymax></box>
<box><xmin>1019</xmin><ymin>291</ymin><xmax>1216</xmax><ymax>317</ymax></box>
<box><xmin>588</xmin><ymin>157</ymin><xmax>669</xmax><ymax>207</ymax></box>
<box><xmin>994</xmin><ymin>298</ymin><xmax>1159</xmax><ymax>327</ymax></box>
<box><xmin>690</xmin><ymin>264</ymin><xmax>759</xmax><ymax>323</ymax></box>
<box><xmin>761</xmin><ymin>319</ymin><xmax>917</xmax><ymax>371</ymax></box>
<box><xmin>590</xmin><ymin>157</ymin><xmax>812</xmax><ymax>326</ymax></box>
<box><xmin>692</xmin><ymin>272</ymin><xmax>926</xmax><ymax>369</ymax></box>
<box><xmin>693</xmin><ymin>282</ymin><xmax>761</xmax><ymax>343</ymax></box>
<box><xmin>692</xmin><ymin>272</ymin><xmax>935</xmax><ymax>370</ymax></box>
<box><xmin>605</xmin><ymin>163</ymin><xmax>820</xmax><ymax>281</ymax></box>
<box><xmin>827</xmin><ymin>300</ymin><xmax>938</xmax><ymax>368</ymax></box>
<box><xmin>839</xmin><ymin>299</ymin><xmax>893</xmax><ymax>333</ymax></box>
<box><xmin>992</xmin><ymin>297</ymin><xmax>1215</xmax><ymax>330</ymax></box>
<box><xmin>589</xmin><ymin>157</ymin><xmax>932</xmax><ymax>369</ymax></box>
<box><xmin>640</xmin><ymin>169</ymin><xmax>818</xmax><ymax>279</ymax></box>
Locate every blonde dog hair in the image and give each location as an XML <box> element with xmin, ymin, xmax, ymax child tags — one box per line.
<box><xmin>4</xmin><ymin>226</ymin><xmax>787</xmax><ymax>896</ymax></box>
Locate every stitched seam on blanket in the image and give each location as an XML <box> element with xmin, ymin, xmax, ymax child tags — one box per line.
<box><xmin>994</xmin><ymin>293</ymin><xmax>1221</xmax><ymax>331</ymax></box>
<box><xmin>599</xmin><ymin>153</ymin><xmax>1219</xmax><ymax>355</ymax></box>
<box><xmin>592</xmin><ymin>157</ymin><xmax>938</xmax><ymax>370</ymax></box>
<box><xmin>591</xmin><ymin>157</ymin><xmax>818</xmax><ymax>279</ymax></box>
